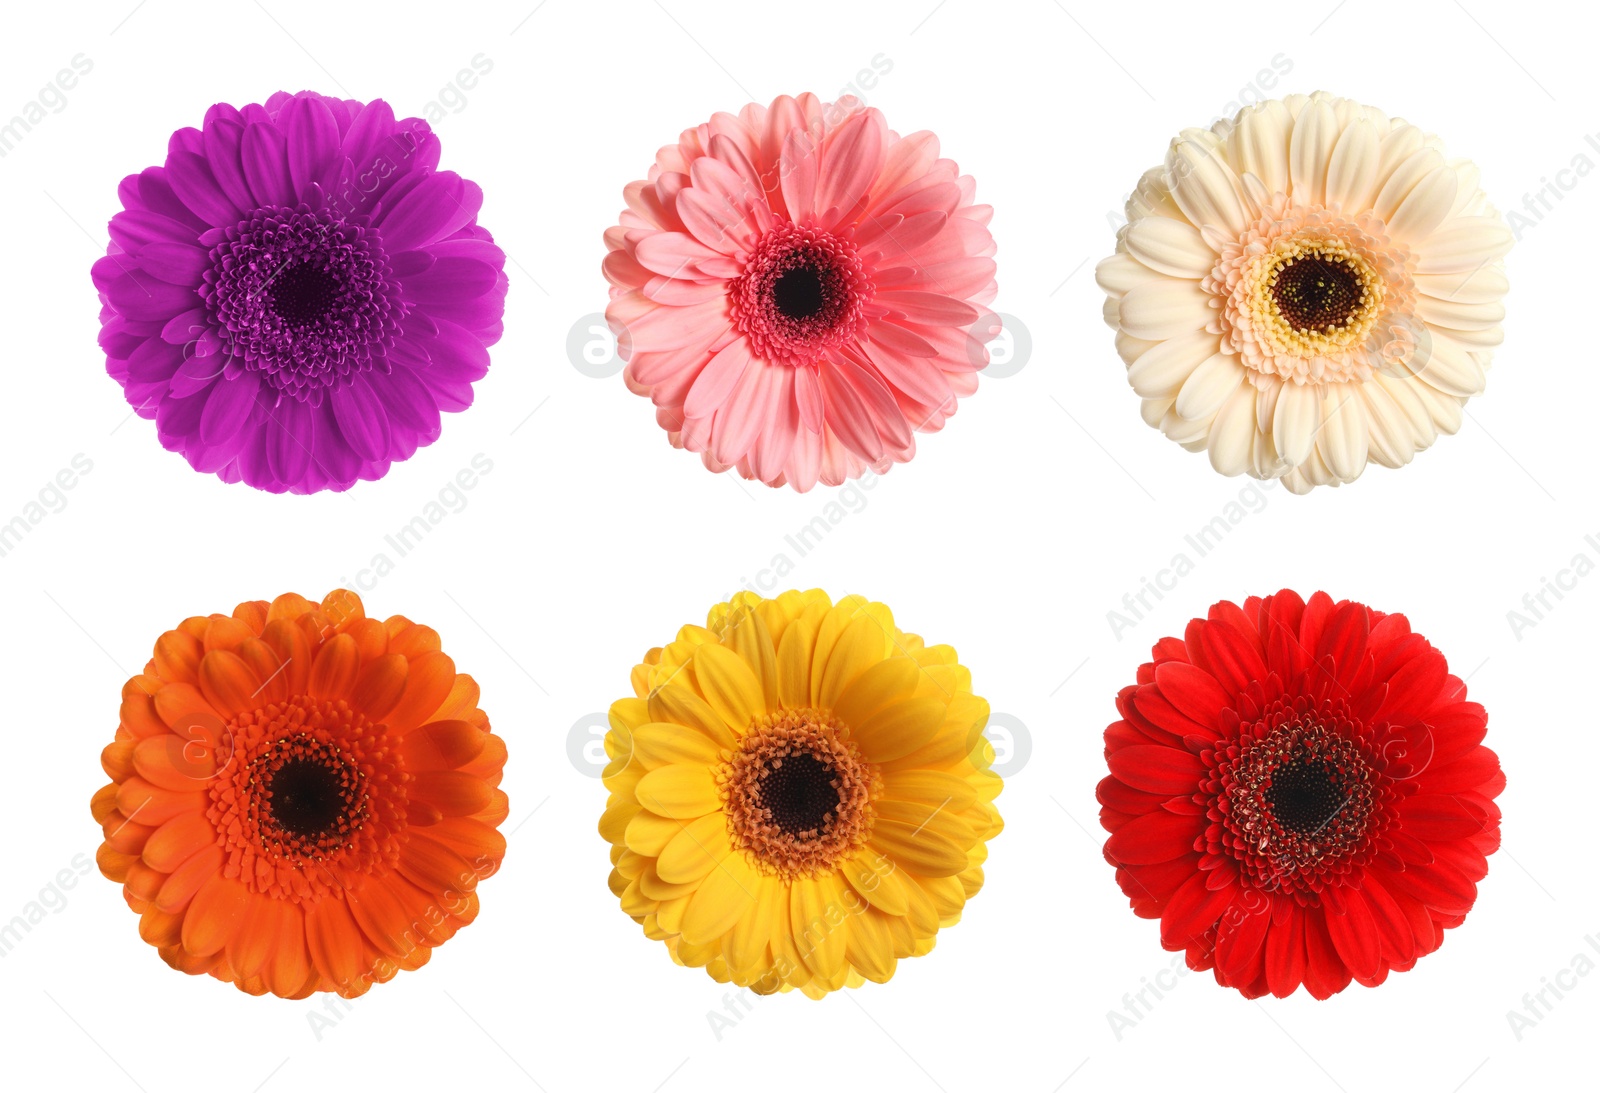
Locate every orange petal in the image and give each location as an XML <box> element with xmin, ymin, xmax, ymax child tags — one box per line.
<box><xmin>261</xmin><ymin>618</ymin><xmax>312</xmax><ymax>695</ymax></box>
<box><xmin>156</xmin><ymin>844</ymin><xmax>224</xmax><ymax>914</ymax></box>
<box><xmin>116</xmin><ymin>777</ymin><xmax>207</xmax><ymax>827</ymax></box>
<box><xmin>100</xmin><ymin>740</ymin><xmax>135</xmax><ymax>782</ymax></box>
<box><xmin>321</xmin><ymin>588</ymin><xmax>365</xmax><ymax>630</ymax></box>
<box><xmin>134</xmin><ymin>730</ymin><xmax>217</xmax><ymax>789</ymax></box>
<box><xmin>142</xmin><ymin>812</ymin><xmax>216</xmax><ymax>873</ymax></box>
<box><xmin>263</xmin><ymin>900</ymin><xmax>311</xmax><ymax>998</ymax></box>
<box><xmin>351</xmin><ymin>654</ymin><xmax>408</xmax><ymax>720</ymax></box>
<box><xmin>267</xmin><ymin>592</ymin><xmax>315</xmax><ymax>622</ymax></box>
<box><xmin>385</xmin><ymin>652</ymin><xmax>456</xmax><ymax>732</ymax></box>
<box><xmin>202</xmin><ymin>615</ymin><xmax>255</xmax><ymax>654</ymax></box>
<box><xmin>345</xmin><ymin>881</ymin><xmax>420</xmax><ymax>959</ymax></box>
<box><xmin>304</xmin><ymin>896</ymin><xmax>365</xmax><ymax>990</ymax></box>
<box><xmin>153</xmin><ymin>630</ymin><xmax>201</xmax><ymax>684</ymax></box>
<box><xmin>226</xmin><ymin>893</ymin><xmax>278</xmax><ymax>979</ymax></box>
<box><xmin>410</xmin><ymin>771</ymin><xmax>493</xmax><ymax>817</ymax></box>
<box><xmin>400</xmin><ymin>720</ymin><xmax>486</xmax><ymax>770</ymax></box>
<box><xmin>231</xmin><ymin>598</ymin><xmax>269</xmax><ymax>634</ymax></box>
<box><xmin>234</xmin><ymin>638</ymin><xmax>290</xmax><ymax>706</ymax></box>
<box><xmin>309</xmin><ymin>633</ymin><xmax>360</xmax><ymax>699</ymax></box>
<box><xmin>119</xmin><ymin>693</ymin><xmax>168</xmax><ymax>739</ymax></box>
<box><xmin>198</xmin><ymin>650</ymin><xmax>263</xmax><ymax>719</ymax></box>
<box><xmin>388</xmin><ymin>624</ymin><xmax>442</xmax><ymax>658</ymax></box>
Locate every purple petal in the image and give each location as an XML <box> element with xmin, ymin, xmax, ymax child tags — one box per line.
<box><xmin>402</xmin><ymin>256</ymin><xmax>499</xmax><ymax>304</ymax></box>
<box><xmin>375</xmin><ymin>172</ymin><xmax>465</xmax><ymax>252</ymax></box>
<box><xmin>202</xmin><ymin>116</ymin><xmax>256</xmax><ymax>213</ymax></box>
<box><xmin>283</xmin><ymin>93</ymin><xmax>340</xmax><ymax>198</ymax></box>
<box><xmin>330</xmin><ymin>373</ymin><xmax>391</xmax><ymax>461</ymax></box>
<box><xmin>241</xmin><ymin>122</ymin><xmax>293</xmax><ymax>207</ymax></box>
<box><xmin>199</xmin><ymin>371</ymin><xmax>260</xmax><ymax>446</ymax></box>
<box><xmin>264</xmin><ymin>397</ymin><xmax>313</xmax><ymax>486</ymax></box>
<box><xmin>165</xmin><ymin>150</ymin><xmax>241</xmax><ymax>226</ymax></box>
<box><xmin>135</xmin><ymin>241</ymin><xmax>210</xmax><ymax>285</ymax></box>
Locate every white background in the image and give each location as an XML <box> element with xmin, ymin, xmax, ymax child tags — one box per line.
<box><xmin>0</xmin><ymin>1</ymin><xmax>1594</xmax><ymax>1090</ymax></box>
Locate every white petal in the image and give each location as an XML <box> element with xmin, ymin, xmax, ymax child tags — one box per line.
<box><xmin>1207</xmin><ymin>384</ymin><xmax>1258</xmax><ymax>476</ymax></box>
<box><xmin>1415</xmin><ymin>296</ymin><xmax>1504</xmax><ymax>331</ymax></box>
<box><xmin>1415</xmin><ymin>216</ymin><xmax>1514</xmax><ymax>275</ymax></box>
<box><xmin>1123</xmin><ymin>216</ymin><xmax>1216</xmax><ymax>278</ymax></box>
<box><xmin>1271</xmin><ymin>380</ymin><xmax>1320</xmax><ymax>467</ymax></box>
<box><xmin>1374</xmin><ymin>372</ymin><xmax>1438</xmax><ymax>451</ymax></box>
<box><xmin>1356</xmin><ymin>383</ymin><xmax>1416</xmax><ymax>469</ymax></box>
<box><xmin>1115</xmin><ymin>331</ymin><xmax>1160</xmax><ymax>365</ymax></box>
<box><xmin>1117</xmin><ymin>279</ymin><xmax>1214</xmax><ymax>341</ymax></box>
<box><xmin>1095</xmin><ymin>252</ymin><xmax>1163</xmax><ymax>297</ymax></box>
<box><xmin>1289</xmin><ymin>98</ymin><xmax>1339</xmax><ymax>207</ymax></box>
<box><xmin>1324</xmin><ymin>118</ymin><xmax>1380</xmax><ymax>212</ymax></box>
<box><xmin>1373</xmin><ymin>148</ymin><xmax>1445</xmax><ymax>224</ymax></box>
<box><xmin>1413</xmin><ymin>378</ymin><xmax>1464</xmax><ymax>435</ymax></box>
<box><xmin>1126</xmin><ymin>331</ymin><xmax>1221</xmax><ymax>397</ymax></box>
<box><xmin>1175</xmin><ymin>354</ymin><xmax>1245</xmax><ymax>420</ymax></box>
<box><xmin>1165</xmin><ymin>139</ymin><xmax>1248</xmax><ymax>237</ymax></box>
<box><xmin>1414</xmin><ymin>266</ymin><xmax>1509</xmax><ymax>305</ymax></box>
<box><xmin>1315</xmin><ymin>385</ymin><xmax>1370</xmax><ymax>482</ymax></box>
<box><xmin>1140</xmin><ymin>397</ymin><xmax>1173</xmax><ymax>430</ymax></box>
<box><xmin>1413</xmin><ymin>336</ymin><xmax>1486</xmax><ymax>397</ymax></box>
<box><xmin>1229</xmin><ymin>99</ymin><xmax>1293</xmax><ymax>197</ymax></box>
<box><xmin>1386</xmin><ymin>165</ymin><xmax>1458</xmax><ymax>243</ymax></box>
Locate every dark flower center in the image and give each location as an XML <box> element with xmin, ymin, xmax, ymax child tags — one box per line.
<box><xmin>266</xmin><ymin>753</ymin><xmax>355</xmax><ymax>837</ymax></box>
<box><xmin>202</xmin><ymin>204</ymin><xmax>403</xmax><ymax>404</ymax></box>
<box><xmin>1263</xmin><ymin>757</ymin><xmax>1350</xmax><ymax>836</ymax></box>
<box><xmin>771</xmin><ymin>266</ymin><xmax>826</xmax><ymax>320</ymax></box>
<box><xmin>268</xmin><ymin>262</ymin><xmax>343</xmax><ymax>327</ymax></box>
<box><xmin>1208</xmin><ymin>699</ymin><xmax>1393</xmax><ymax>900</ymax></box>
<box><xmin>722</xmin><ymin>709</ymin><xmax>878</xmax><ymax>878</ymax></box>
<box><xmin>758</xmin><ymin>752</ymin><xmax>841</xmax><ymax>835</ymax></box>
<box><xmin>730</xmin><ymin>223</ymin><xmax>871</xmax><ymax>366</ymax></box>
<box><xmin>1271</xmin><ymin>255</ymin><xmax>1362</xmax><ymax>332</ymax></box>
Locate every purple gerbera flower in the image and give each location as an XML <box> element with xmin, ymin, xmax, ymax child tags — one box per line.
<box><xmin>93</xmin><ymin>90</ymin><xmax>508</xmax><ymax>494</ymax></box>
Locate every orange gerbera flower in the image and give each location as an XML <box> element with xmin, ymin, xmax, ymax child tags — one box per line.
<box><xmin>91</xmin><ymin>590</ymin><xmax>508</xmax><ymax>999</ymax></box>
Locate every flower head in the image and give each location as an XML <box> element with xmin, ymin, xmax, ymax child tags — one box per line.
<box><xmin>599</xmin><ymin>590</ymin><xmax>1003</xmax><ymax>996</ymax></box>
<box><xmin>94</xmin><ymin>91</ymin><xmax>508</xmax><ymax>494</ymax></box>
<box><xmin>91</xmin><ymin>590</ymin><xmax>508</xmax><ymax>998</ymax></box>
<box><xmin>604</xmin><ymin>94</ymin><xmax>1000</xmax><ymax>491</ymax></box>
<box><xmin>1097</xmin><ymin>591</ymin><xmax>1503</xmax><ymax>998</ymax></box>
<box><xmin>1097</xmin><ymin>92</ymin><xmax>1511</xmax><ymax>492</ymax></box>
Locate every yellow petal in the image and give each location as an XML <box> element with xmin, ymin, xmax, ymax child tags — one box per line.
<box><xmin>818</xmin><ymin>615</ymin><xmax>888</xmax><ymax>710</ymax></box>
<box><xmin>845</xmin><ymin>906</ymin><xmax>898</xmax><ymax>983</ymax></box>
<box><xmin>789</xmin><ymin>874</ymin><xmax>848</xmax><ymax>980</ymax></box>
<box><xmin>880</xmin><ymin>769</ymin><xmax>979</xmax><ymax>812</ymax></box>
<box><xmin>692</xmin><ymin>644</ymin><xmax>764</xmax><ymax>733</ymax></box>
<box><xmin>633</xmin><ymin>764</ymin><xmax>721</xmax><ymax>819</ymax></box>
<box><xmin>624</xmin><ymin>809</ymin><xmax>683</xmax><ymax>856</ymax></box>
<box><xmin>631</xmin><ymin>723</ymin><xmax>723</xmax><ymax>769</ymax></box>
<box><xmin>854</xmin><ymin>696</ymin><xmax>947</xmax><ymax>763</ymax></box>
<box><xmin>679</xmin><ymin>852</ymin><xmax>760</xmax><ymax>946</ymax></box>
<box><xmin>830</xmin><ymin>656</ymin><xmax>919</xmax><ymax>730</ymax></box>
<box><xmin>723</xmin><ymin>605</ymin><xmax>778</xmax><ymax>711</ymax></box>
<box><xmin>657</xmin><ymin>813</ymin><xmax>732</xmax><ymax>884</ymax></box>
<box><xmin>649</xmin><ymin>683</ymin><xmax>737</xmax><ymax>748</ymax></box>
<box><xmin>775</xmin><ymin>612</ymin><xmax>818</xmax><ymax>709</ymax></box>
<box><xmin>870</xmin><ymin>819</ymin><xmax>971</xmax><ymax>877</ymax></box>
<box><xmin>840</xmin><ymin>850</ymin><xmax>910</xmax><ymax>917</ymax></box>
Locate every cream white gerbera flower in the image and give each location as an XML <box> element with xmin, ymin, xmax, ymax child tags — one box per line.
<box><xmin>1097</xmin><ymin>92</ymin><xmax>1512</xmax><ymax>493</ymax></box>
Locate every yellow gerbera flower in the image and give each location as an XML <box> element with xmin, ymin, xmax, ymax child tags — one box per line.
<box><xmin>598</xmin><ymin>589</ymin><xmax>1002</xmax><ymax>998</ymax></box>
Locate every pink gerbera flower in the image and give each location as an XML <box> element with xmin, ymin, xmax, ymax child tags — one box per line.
<box><xmin>604</xmin><ymin>94</ymin><xmax>999</xmax><ymax>491</ymax></box>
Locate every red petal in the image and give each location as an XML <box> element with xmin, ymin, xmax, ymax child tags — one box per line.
<box><xmin>1105</xmin><ymin>810</ymin><xmax>1201</xmax><ymax>866</ymax></box>
<box><xmin>1264</xmin><ymin>905</ymin><xmax>1306</xmax><ymax>997</ymax></box>
<box><xmin>1324</xmin><ymin>889</ymin><xmax>1382</xmax><ymax>979</ymax></box>
<box><xmin>1152</xmin><ymin>661</ymin><xmax>1233</xmax><ymax>727</ymax></box>
<box><xmin>1107</xmin><ymin>744</ymin><xmax>1204</xmax><ymax>795</ymax></box>
<box><xmin>1159</xmin><ymin>870</ymin><xmax>1236</xmax><ymax>950</ymax></box>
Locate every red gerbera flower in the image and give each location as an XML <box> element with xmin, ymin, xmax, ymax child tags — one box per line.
<box><xmin>1097</xmin><ymin>590</ymin><xmax>1503</xmax><ymax>999</ymax></box>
